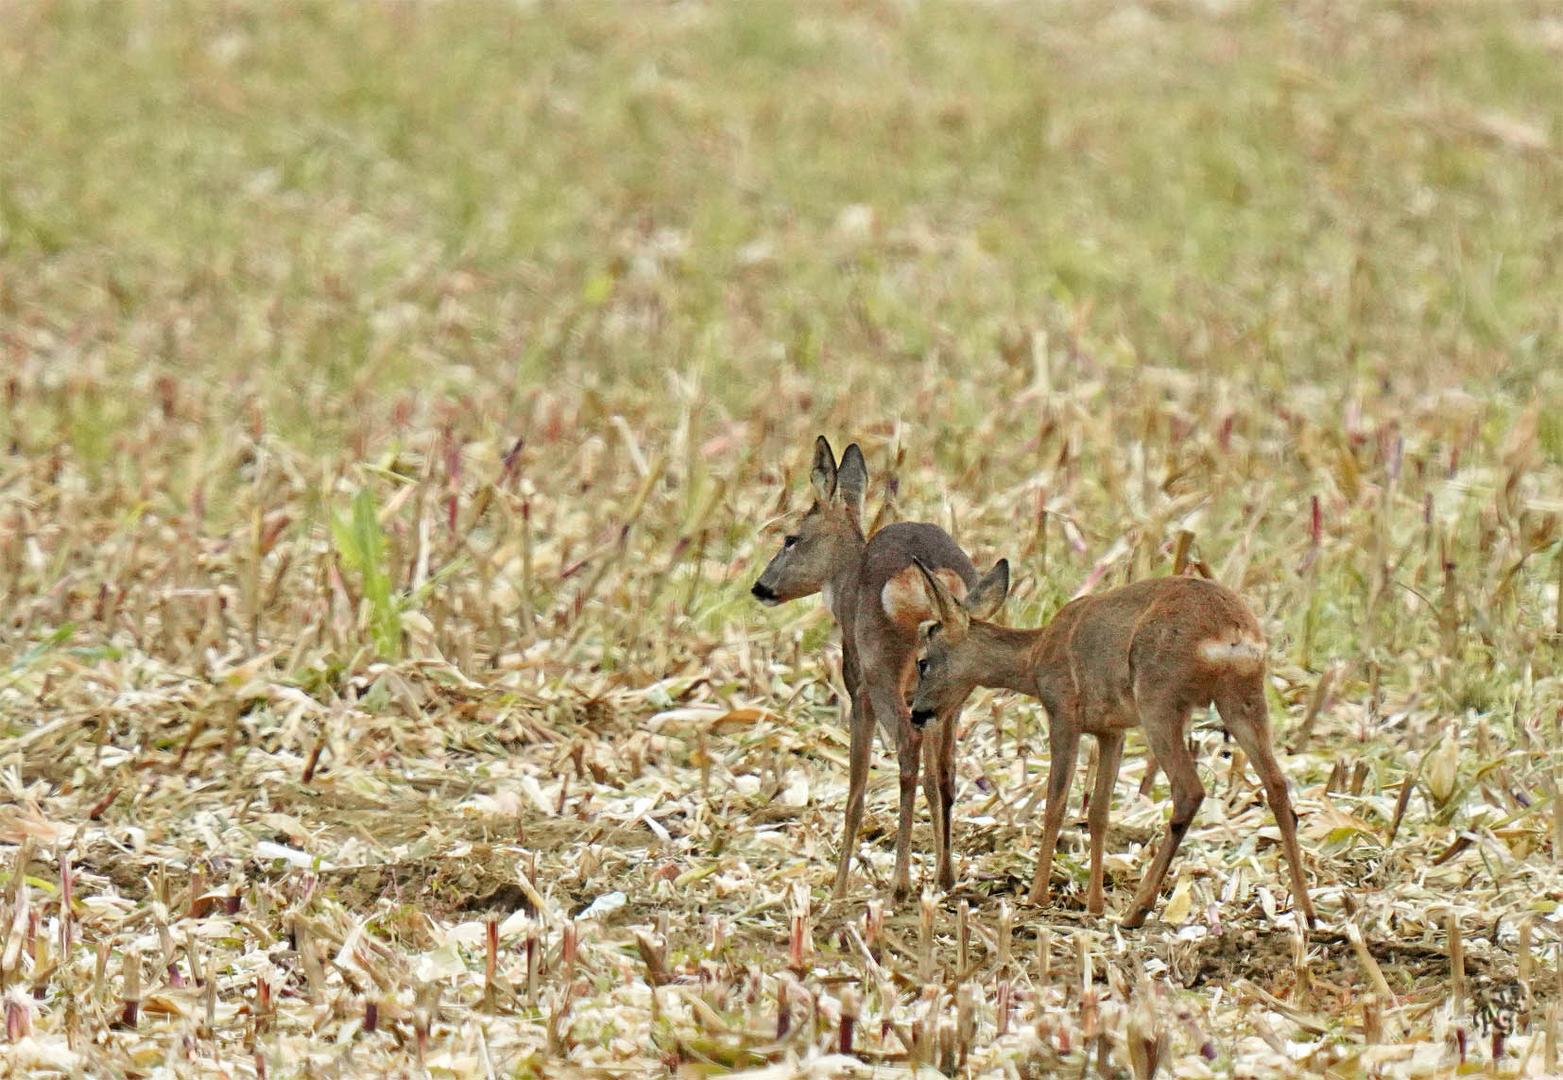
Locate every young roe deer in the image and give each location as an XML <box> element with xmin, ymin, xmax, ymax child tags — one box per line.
<box><xmin>751</xmin><ymin>436</ymin><xmax>1008</xmax><ymax>899</ymax></box>
<box><xmin>908</xmin><ymin>562</ymin><xmax>1316</xmax><ymax>929</ymax></box>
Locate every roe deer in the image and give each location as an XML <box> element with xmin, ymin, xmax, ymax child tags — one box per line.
<box><xmin>751</xmin><ymin>436</ymin><xmax>1007</xmax><ymax>899</ymax></box>
<box><xmin>908</xmin><ymin>562</ymin><xmax>1316</xmax><ymax>929</ymax></box>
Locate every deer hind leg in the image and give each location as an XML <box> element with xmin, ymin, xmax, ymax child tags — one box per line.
<box><xmin>832</xmin><ymin>683</ymin><xmax>875</xmax><ymax>899</ymax></box>
<box><xmin>1027</xmin><ymin>714</ymin><xmax>1081</xmax><ymax>906</ymax></box>
<box><xmin>1122</xmin><ymin>698</ymin><xmax>1201</xmax><ymax>929</ymax></box>
<box><xmin>1215</xmin><ymin>680</ymin><xmax>1317</xmax><ymax>928</ymax></box>
<box><xmin>1086</xmin><ymin>732</ymin><xmax>1125</xmax><ymax>916</ymax></box>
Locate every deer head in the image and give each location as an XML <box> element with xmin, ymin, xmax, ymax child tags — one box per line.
<box><xmin>751</xmin><ymin>435</ymin><xmax>868</xmax><ymax>606</ymax></box>
<box><xmin>907</xmin><ymin>555</ymin><xmax>1010</xmax><ymax>726</ymax></box>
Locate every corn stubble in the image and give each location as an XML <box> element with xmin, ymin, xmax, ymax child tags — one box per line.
<box><xmin>1</xmin><ymin>343</ymin><xmax>1556</xmax><ymax>1076</ymax></box>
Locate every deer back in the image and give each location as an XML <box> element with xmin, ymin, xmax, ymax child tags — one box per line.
<box><xmin>1041</xmin><ymin>577</ymin><xmax>1266</xmax><ymax>717</ymax></box>
<box><xmin>850</xmin><ymin>522</ymin><xmax>978</xmax><ymax>660</ymax></box>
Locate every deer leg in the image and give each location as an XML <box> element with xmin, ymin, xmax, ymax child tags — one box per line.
<box><xmin>1138</xmin><ymin>754</ymin><xmax>1160</xmax><ymax>798</ymax></box>
<box><xmin>1216</xmin><ymin>682</ymin><xmax>1317</xmax><ymax>928</ymax></box>
<box><xmin>832</xmin><ymin>684</ymin><xmax>875</xmax><ymax>899</ymax></box>
<box><xmin>868</xmin><ymin>684</ymin><xmax>920</xmax><ymax>901</ymax></box>
<box><xmin>921</xmin><ymin>722</ymin><xmax>947</xmax><ymax>893</ymax></box>
<box><xmin>1086</xmin><ymin>732</ymin><xmax>1125</xmax><ymax>916</ymax></box>
<box><xmin>1027</xmin><ymin>715</ymin><xmax>1081</xmax><ymax>906</ymax></box>
<box><xmin>1122</xmin><ymin>702</ymin><xmax>1200</xmax><ymax>929</ymax></box>
<box><xmin>938</xmin><ymin>708</ymin><xmax>958</xmax><ymax>889</ymax></box>
<box><xmin>924</xmin><ymin>707</ymin><xmax>958</xmax><ymax>891</ymax></box>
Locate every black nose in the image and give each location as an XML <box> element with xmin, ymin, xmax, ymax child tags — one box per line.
<box><xmin>910</xmin><ymin>709</ymin><xmax>935</xmax><ymax>728</ymax></box>
<box><xmin>751</xmin><ymin>582</ymin><xmax>775</xmax><ymax>601</ymax></box>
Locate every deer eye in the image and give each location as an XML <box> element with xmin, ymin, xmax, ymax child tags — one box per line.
<box><xmin>916</xmin><ymin>658</ymin><xmax>929</xmax><ymax>676</ymax></box>
<box><xmin>783</xmin><ymin>535</ymin><xmax>800</xmax><ymax>549</ymax></box>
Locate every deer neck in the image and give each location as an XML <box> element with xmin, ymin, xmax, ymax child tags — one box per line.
<box><xmin>1026</xmin><ymin>616</ymin><xmax>1085</xmax><ymax>705</ymax></box>
<box><xmin>824</xmin><ymin>534</ymin><xmax>869</xmax><ymax>622</ymax></box>
<box><xmin>970</xmin><ymin>622</ymin><xmax>1045</xmax><ymax>696</ymax></box>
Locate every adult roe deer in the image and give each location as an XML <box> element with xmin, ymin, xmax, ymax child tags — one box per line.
<box><xmin>908</xmin><ymin>561</ymin><xmax>1316</xmax><ymax>929</ymax></box>
<box><xmin>751</xmin><ymin>436</ymin><xmax>1007</xmax><ymax>899</ymax></box>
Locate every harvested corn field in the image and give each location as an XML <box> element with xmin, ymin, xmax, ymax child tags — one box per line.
<box><xmin>3</xmin><ymin>1</ymin><xmax>1563</xmax><ymax>1076</ymax></box>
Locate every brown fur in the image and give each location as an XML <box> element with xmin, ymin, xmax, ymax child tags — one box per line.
<box><xmin>752</xmin><ymin>436</ymin><xmax>981</xmax><ymax>899</ymax></box>
<box><xmin>910</xmin><ymin>568</ymin><xmax>1316</xmax><ymax>929</ymax></box>
<box><xmin>880</xmin><ymin>565</ymin><xmax>968</xmax><ymax>632</ymax></box>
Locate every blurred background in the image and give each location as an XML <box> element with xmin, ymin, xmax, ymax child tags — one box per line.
<box><xmin>5</xmin><ymin>0</ymin><xmax>1561</xmax><ymax>680</ymax></box>
<box><xmin>7</xmin><ymin>0</ymin><xmax>1561</xmax><ymax>420</ymax></box>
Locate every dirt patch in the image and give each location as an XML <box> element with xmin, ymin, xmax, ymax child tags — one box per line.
<box><xmin>313</xmin><ymin>852</ymin><xmax>527</xmax><ymax>918</ymax></box>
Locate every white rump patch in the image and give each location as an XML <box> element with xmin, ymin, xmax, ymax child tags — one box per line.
<box><xmin>881</xmin><ymin>567</ymin><xmax>968</xmax><ymax>626</ymax></box>
<box><xmin>1197</xmin><ymin>637</ymin><xmax>1267</xmax><ymax>665</ymax></box>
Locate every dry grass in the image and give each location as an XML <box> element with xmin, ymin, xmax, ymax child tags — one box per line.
<box><xmin>3</xmin><ymin>1</ymin><xmax>1563</xmax><ymax>1076</ymax></box>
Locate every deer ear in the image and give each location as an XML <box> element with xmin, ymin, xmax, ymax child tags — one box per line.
<box><xmin>810</xmin><ymin>435</ymin><xmax>838</xmax><ymax>503</ymax></box>
<box><xmin>965</xmin><ymin>559</ymin><xmax>1010</xmax><ymax>621</ymax></box>
<box><xmin>836</xmin><ymin>443</ymin><xmax>868</xmax><ymax>521</ymax></box>
<box><xmin>912</xmin><ymin>556</ymin><xmax>969</xmax><ymax>638</ymax></box>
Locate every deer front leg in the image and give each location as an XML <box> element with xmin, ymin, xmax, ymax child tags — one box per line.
<box><xmin>832</xmin><ymin>683</ymin><xmax>875</xmax><ymax>899</ymax></box>
<box><xmin>920</xmin><ymin>726</ymin><xmax>946</xmax><ymax>893</ymax></box>
<box><xmin>921</xmin><ymin>706</ymin><xmax>959</xmax><ymax>892</ymax></box>
<box><xmin>936</xmin><ymin>707</ymin><xmax>958</xmax><ymax>890</ymax></box>
<box><xmin>1137</xmin><ymin>754</ymin><xmax>1161</xmax><ymax>798</ymax></box>
<box><xmin>1028</xmin><ymin>715</ymin><xmax>1081</xmax><ymax>906</ymax></box>
<box><xmin>869</xmin><ymin>684</ymin><xmax>920</xmax><ymax>901</ymax></box>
